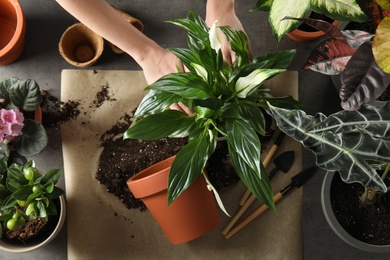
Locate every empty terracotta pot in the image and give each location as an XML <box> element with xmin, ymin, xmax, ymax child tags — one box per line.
<box><xmin>127</xmin><ymin>155</ymin><xmax>220</xmax><ymax>245</ymax></box>
<box><xmin>59</xmin><ymin>23</ymin><xmax>104</xmax><ymax>68</ymax></box>
<box><xmin>0</xmin><ymin>0</ymin><xmax>26</xmax><ymax>66</ymax></box>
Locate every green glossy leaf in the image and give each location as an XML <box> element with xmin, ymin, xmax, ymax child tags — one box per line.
<box><xmin>146</xmin><ymin>72</ymin><xmax>211</xmax><ymax>100</ymax></box>
<box><xmin>134</xmin><ymin>89</ymin><xmax>183</xmax><ymax>118</ymax></box>
<box><xmin>41</xmin><ymin>169</ymin><xmax>62</xmax><ymax>185</ymax></box>
<box><xmin>125</xmin><ymin>110</ymin><xmax>196</xmax><ymax>140</ymax></box>
<box><xmin>45</xmin><ymin>187</ymin><xmax>64</xmax><ymax>199</ymax></box>
<box><xmin>169</xmin><ymin>48</ymin><xmax>203</xmax><ymax>73</ymax></box>
<box><xmin>219</xmin><ymin>26</ymin><xmax>251</xmax><ymax>69</ymax></box>
<box><xmin>311</xmin><ymin>0</ymin><xmax>368</xmax><ymax>22</ymax></box>
<box><xmin>13</xmin><ymin>119</ymin><xmax>48</xmax><ymax>157</ymax></box>
<box><xmin>227</xmin><ymin>141</ymin><xmax>275</xmax><ymax>211</ymax></box>
<box><xmin>253</xmin><ymin>49</ymin><xmax>297</xmax><ymax>69</ymax></box>
<box><xmin>11</xmin><ymin>187</ymin><xmax>32</xmax><ymax>201</ymax></box>
<box><xmin>44</xmin><ymin>182</ymin><xmax>54</xmax><ymax>193</ymax></box>
<box><xmin>9</xmin><ymin>78</ymin><xmax>42</xmax><ymax>111</ymax></box>
<box><xmin>167</xmin><ymin>11</ymin><xmax>209</xmax><ymax>51</ymax></box>
<box><xmin>1</xmin><ymin>196</ymin><xmax>17</xmax><ymax>210</ymax></box>
<box><xmin>223</xmin><ymin>118</ymin><xmax>261</xmax><ymax>175</ymax></box>
<box><xmin>46</xmin><ymin>200</ymin><xmax>57</xmax><ymax>215</ymax></box>
<box><xmin>269</xmin><ymin>103</ymin><xmax>390</xmax><ymax>192</ymax></box>
<box><xmin>270</xmin><ymin>0</ymin><xmax>311</xmax><ymax>42</ymax></box>
<box><xmin>7</xmin><ymin>165</ymin><xmax>27</xmax><ymax>185</ymax></box>
<box><xmin>236</xmin><ymin>101</ymin><xmax>266</xmax><ymax>136</ymax></box>
<box><xmin>168</xmin><ymin>130</ymin><xmax>217</xmax><ymax>204</ymax></box>
<box><xmin>251</xmin><ymin>0</ymin><xmax>273</xmax><ymax>12</ymax></box>
<box><xmin>26</xmin><ymin>202</ymin><xmax>37</xmax><ymax>217</ymax></box>
<box><xmin>37</xmin><ymin>201</ymin><xmax>47</xmax><ymax>218</ymax></box>
<box><xmin>373</xmin><ymin>17</ymin><xmax>390</xmax><ymax>73</ymax></box>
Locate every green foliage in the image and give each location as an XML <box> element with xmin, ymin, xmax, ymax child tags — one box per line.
<box><xmin>252</xmin><ymin>0</ymin><xmax>368</xmax><ymax>42</ymax></box>
<box><xmin>269</xmin><ymin>102</ymin><xmax>390</xmax><ymax>193</ymax></box>
<box><xmin>125</xmin><ymin>11</ymin><xmax>301</xmax><ymax>211</ymax></box>
<box><xmin>0</xmin><ymin>159</ymin><xmax>64</xmax><ymax>237</ymax></box>
<box><xmin>0</xmin><ymin>77</ymin><xmax>48</xmax><ymax>159</ymax></box>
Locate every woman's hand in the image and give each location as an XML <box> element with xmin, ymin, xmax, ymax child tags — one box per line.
<box><xmin>205</xmin><ymin>0</ymin><xmax>252</xmax><ymax>64</ymax></box>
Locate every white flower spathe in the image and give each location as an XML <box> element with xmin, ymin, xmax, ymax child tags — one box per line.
<box><xmin>209</xmin><ymin>19</ymin><xmax>221</xmax><ymax>53</ymax></box>
<box><xmin>192</xmin><ymin>63</ymin><xmax>208</xmax><ymax>81</ymax></box>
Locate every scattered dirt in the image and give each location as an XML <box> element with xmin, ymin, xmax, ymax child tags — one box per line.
<box><xmin>330</xmin><ymin>172</ymin><xmax>390</xmax><ymax>245</ymax></box>
<box><xmin>95</xmin><ymin>109</ymin><xmax>274</xmax><ymax>211</ymax></box>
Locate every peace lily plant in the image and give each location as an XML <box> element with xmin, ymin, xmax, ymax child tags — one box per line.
<box><xmin>124</xmin><ymin>11</ymin><xmax>390</xmax><ymax>212</ymax></box>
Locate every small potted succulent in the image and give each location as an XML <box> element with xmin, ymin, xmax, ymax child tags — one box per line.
<box><xmin>251</xmin><ymin>0</ymin><xmax>367</xmax><ymax>42</ymax></box>
<box><xmin>0</xmin><ymin>158</ymin><xmax>66</xmax><ymax>253</ymax></box>
<box><xmin>0</xmin><ymin>77</ymin><xmax>48</xmax><ymax>161</ymax></box>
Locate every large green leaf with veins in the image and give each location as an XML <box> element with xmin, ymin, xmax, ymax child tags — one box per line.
<box><xmin>269</xmin><ymin>102</ymin><xmax>390</xmax><ymax>192</ymax></box>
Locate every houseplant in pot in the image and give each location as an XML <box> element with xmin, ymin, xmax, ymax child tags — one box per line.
<box><xmin>0</xmin><ymin>77</ymin><xmax>48</xmax><ymax>161</ymax></box>
<box><xmin>274</xmin><ymin>1</ymin><xmax>390</xmax><ymax>252</ymax></box>
<box><xmin>0</xmin><ymin>158</ymin><xmax>66</xmax><ymax>253</ymax></box>
<box><xmin>298</xmin><ymin>0</ymin><xmax>390</xmax><ymax>110</ymax></box>
<box><xmin>0</xmin><ymin>0</ymin><xmax>26</xmax><ymax>66</ymax></box>
<box><xmin>251</xmin><ymin>0</ymin><xmax>367</xmax><ymax>42</ymax></box>
<box><xmin>124</xmin><ymin>11</ymin><xmax>302</xmax><ymax>243</ymax></box>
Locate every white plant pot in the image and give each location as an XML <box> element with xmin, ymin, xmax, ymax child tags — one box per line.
<box><xmin>321</xmin><ymin>171</ymin><xmax>390</xmax><ymax>253</ymax></box>
<box><xmin>0</xmin><ymin>195</ymin><xmax>66</xmax><ymax>253</ymax></box>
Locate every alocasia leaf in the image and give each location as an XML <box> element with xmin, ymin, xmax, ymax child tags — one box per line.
<box><xmin>373</xmin><ymin>17</ymin><xmax>390</xmax><ymax>73</ymax></box>
<box><xmin>340</xmin><ymin>41</ymin><xmax>390</xmax><ymax>110</ymax></box>
<box><xmin>269</xmin><ymin>103</ymin><xmax>390</xmax><ymax>193</ymax></box>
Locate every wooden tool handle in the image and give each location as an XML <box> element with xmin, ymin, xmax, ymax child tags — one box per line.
<box><xmin>222</xmin><ymin>194</ymin><xmax>256</xmax><ymax>235</ymax></box>
<box><xmin>225</xmin><ymin>192</ymin><xmax>283</xmax><ymax>239</ymax></box>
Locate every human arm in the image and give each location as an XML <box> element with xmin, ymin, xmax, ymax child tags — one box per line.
<box><xmin>205</xmin><ymin>0</ymin><xmax>252</xmax><ymax>64</ymax></box>
<box><xmin>56</xmin><ymin>0</ymin><xmax>179</xmax><ymax>84</ymax></box>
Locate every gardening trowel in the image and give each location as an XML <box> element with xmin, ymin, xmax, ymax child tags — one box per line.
<box><xmin>268</xmin><ymin>150</ymin><xmax>295</xmax><ymax>180</ymax></box>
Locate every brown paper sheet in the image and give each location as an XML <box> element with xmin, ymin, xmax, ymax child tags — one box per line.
<box><xmin>61</xmin><ymin>70</ymin><xmax>302</xmax><ymax>259</ymax></box>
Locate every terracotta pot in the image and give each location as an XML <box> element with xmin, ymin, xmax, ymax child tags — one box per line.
<box><xmin>127</xmin><ymin>155</ymin><xmax>220</xmax><ymax>245</ymax></box>
<box><xmin>59</xmin><ymin>23</ymin><xmax>104</xmax><ymax>68</ymax></box>
<box><xmin>0</xmin><ymin>195</ymin><xmax>66</xmax><ymax>253</ymax></box>
<box><xmin>287</xmin><ymin>20</ymin><xmax>340</xmax><ymax>42</ymax></box>
<box><xmin>0</xmin><ymin>0</ymin><xmax>26</xmax><ymax>66</ymax></box>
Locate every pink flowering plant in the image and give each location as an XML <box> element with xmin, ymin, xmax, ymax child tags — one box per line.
<box><xmin>0</xmin><ymin>77</ymin><xmax>48</xmax><ymax>160</ymax></box>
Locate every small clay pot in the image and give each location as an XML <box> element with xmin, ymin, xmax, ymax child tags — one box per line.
<box><xmin>59</xmin><ymin>23</ymin><xmax>104</xmax><ymax>68</ymax></box>
<box><xmin>0</xmin><ymin>0</ymin><xmax>26</xmax><ymax>66</ymax></box>
<box><xmin>127</xmin><ymin>155</ymin><xmax>220</xmax><ymax>245</ymax></box>
<box><xmin>108</xmin><ymin>6</ymin><xmax>144</xmax><ymax>54</ymax></box>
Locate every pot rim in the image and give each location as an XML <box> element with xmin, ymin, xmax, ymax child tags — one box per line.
<box><xmin>321</xmin><ymin>171</ymin><xmax>390</xmax><ymax>253</ymax></box>
<box><xmin>0</xmin><ymin>195</ymin><xmax>67</xmax><ymax>253</ymax></box>
<box><xmin>0</xmin><ymin>0</ymin><xmax>25</xmax><ymax>56</ymax></box>
<box><xmin>127</xmin><ymin>155</ymin><xmax>176</xmax><ymax>198</ymax></box>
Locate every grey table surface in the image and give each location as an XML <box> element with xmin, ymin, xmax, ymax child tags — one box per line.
<box><xmin>1</xmin><ymin>0</ymin><xmax>389</xmax><ymax>259</ymax></box>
